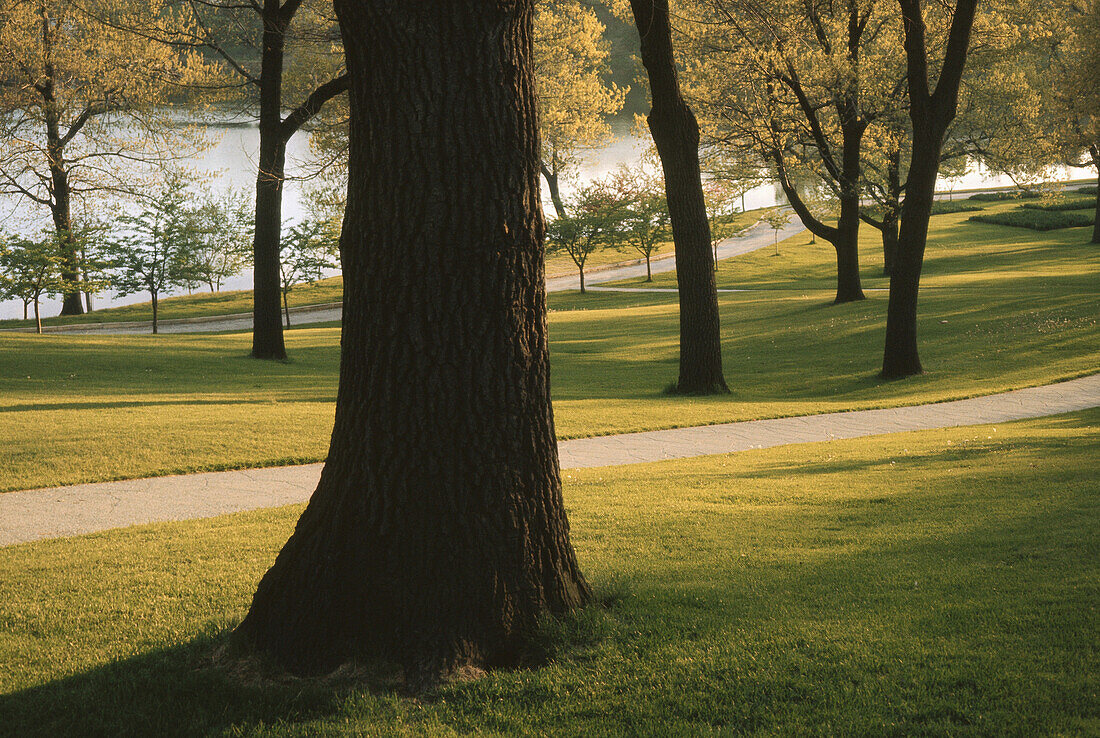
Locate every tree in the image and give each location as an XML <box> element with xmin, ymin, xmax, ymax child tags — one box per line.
<box><xmin>0</xmin><ymin>233</ymin><xmax>66</xmax><ymax>333</ymax></box>
<box><xmin>686</xmin><ymin>0</ymin><xmax>891</xmax><ymax>304</ymax></box>
<box><xmin>190</xmin><ymin>188</ymin><xmax>253</xmax><ymax>293</ymax></box>
<box><xmin>626</xmin><ymin>0</ymin><xmax>729</xmax><ymax>394</ymax></box>
<box><xmin>535</xmin><ymin>0</ymin><xmax>628</xmax><ymax>218</ymax></box>
<box><xmin>0</xmin><ymin>0</ymin><xmax>217</xmax><ymax>315</ymax></box>
<box><xmin>763</xmin><ymin>207</ymin><xmax>793</xmax><ymax>256</ymax></box>
<box><xmin>616</xmin><ymin>169</ymin><xmax>671</xmax><ymax>281</ymax></box>
<box><xmin>1042</xmin><ymin>0</ymin><xmax>1100</xmax><ymax>243</ymax></box>
<box><xmin>162</xmin><ymin>0</ymin><xmax>349</xmax><ymax>359</ymax></box>
<box><xmin>546</xmin><ymin>182</ymin><xmax>628</xmax><ymax>292</ymax></box>
<box><xmin>234</xmin><ymin>0</ymin><xmax>590</xmax><ymax>684</ymax></box>
<box><xmin>881</xmin><ymin>0</ymin><xmax>979</xmax><ymax>379</ymax></box>
<box><xmin>278</xmin><ymin>218</ymin><xmax>338</xmax><ymax>327</ymax></box>
<box><xmin>702</xmin><ymin>179</ymin><xmax>744</xmax><ymax>270</ymax></box>
<box><xmin>106</xmin><ymin>177</ymin><xmax>202</xmax><ymax>334</ymax></box>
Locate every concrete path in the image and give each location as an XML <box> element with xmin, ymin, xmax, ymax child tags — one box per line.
<box><xmin>17</xmin><ymin>221</ymin><xmax>804</xmax><ymax>335</ymax></box>
<box><xmin>2</xmin><ymin>373</ymin><xmax>1096</xmax><ymax>547</ymax></box>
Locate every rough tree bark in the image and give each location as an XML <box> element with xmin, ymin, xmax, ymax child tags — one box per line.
<box><xmin>234</xmin><ymin>0</ymin><xmax>590</xmax><ymax>684</ymax></box>
<box><xmin>881</xmin><ymin>0</ymin><xmax>978</xmax><ymax>379</ymax></box>
<box><xmin>629</xmin><ymin>0</ymin><xmax>728</xmax><ymax>394</ymax></box>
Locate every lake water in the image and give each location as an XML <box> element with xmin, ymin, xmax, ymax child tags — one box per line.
<box><xmin>0</xmin><ymin>117</ymin><xmax>1091</xmax><ymax>320</ymax></box>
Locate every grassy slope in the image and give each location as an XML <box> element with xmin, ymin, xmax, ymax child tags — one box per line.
<box><xmin>0</xmin><ymin>412</ymin><xmax>1096</xmax><ymax>735</ymax></box>
<box><xmin>1</xmin><ymin>203</ymin><xmax>1096</xmax><ymax>492</ymax></box>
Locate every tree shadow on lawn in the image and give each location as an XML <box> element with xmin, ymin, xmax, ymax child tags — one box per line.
<box><xmin>2</xmin><ymin>479</ymin><xmax>1094</xmax><ymax>736</ymax></box>
<box><xmin>0</xmin><ymin>628</ymin><xmax>394</xmax><ymax>738</ymax></box>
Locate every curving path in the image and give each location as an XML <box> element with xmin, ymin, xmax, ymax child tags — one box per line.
<box><xmin>1</xmin><ymin>373</ymin><xmax>1097</xmax><ymax>547</ymax></box>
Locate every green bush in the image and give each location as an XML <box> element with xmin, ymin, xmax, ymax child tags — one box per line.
<box><xmin>969</xmin><ymin>208</ymin><xmax>1095</xmax><ymax>231</ymax></box>
<box><xmin>967</xmin><ymin>190</ymin><xmax>1041</xmax><ymax>202</ymax></box>
<box><xmin>930</xmin><ymin>200</ymin><xmax>986</xmax><ymax>215</ymax></box>
<box><xmin>1076</xmin><ymin>185</ymin><xmax>1097</xmax><ymax>196</ymax></box>
<box><xmin>1021</xmin><ymin>199</ymin><xmax>1095</xmax><ymax>212</ymax></box>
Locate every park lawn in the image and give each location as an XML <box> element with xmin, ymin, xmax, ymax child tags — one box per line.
<box><xmin>0</xmin><ymin>411</ymin><xmax>1096</xmax><ymax>735</ymax></box>
<box><xmin>617</xmin><ymin>199</ymin><xmax>1098</xmax><ymax>292</ymax></box>
<box><xmin>0</xmin><ymin>204</ymin><xmax>1097</xmax><ymax>492</ymax></box>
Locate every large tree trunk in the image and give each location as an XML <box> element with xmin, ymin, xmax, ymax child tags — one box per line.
<box><xmin>629</xmin><ymin>0</ymin><xmax>727</xmax><ymax>394</ymax></box>
<box><xmin>235</xmin><ymin>0</ymin><xmax>590</xmax><ymax>684</ymax></box>
<box><xmin>251</xmin><ymin>10</ymin><xmax>289</xmax><ymax>360</ymax></box>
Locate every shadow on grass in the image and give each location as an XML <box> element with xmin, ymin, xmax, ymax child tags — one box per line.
<box><xmin>0</xmin><ymin>628</ymin><xmax>388</xmax><ymax>738</ymax></box>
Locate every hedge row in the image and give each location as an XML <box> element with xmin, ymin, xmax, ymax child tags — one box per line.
<box><xmin>1021</xmin><ymin>199</ymin><xmax>1095</xmax><ymax>212</ymax></box>
<box><xmin>967</xmin><ymin>190</ymin><xmax>1042</xmax><ymax>202</ymax></box>
<box><xmin>930</xmin><ymin>200</ymin><xmax>986</xmax><ymax>215</ymax></box>
<box><xmin>969</xmin><ymin>209</ymin><xmax>1095</xmax><ymax>231</ymax></box>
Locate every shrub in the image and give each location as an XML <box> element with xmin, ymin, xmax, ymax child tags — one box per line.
<box><xmin>930</xmin><ymin>200</ymin><xmax>986</xmax><ymax>215</ymax></box>
<box><xmin>1021</xmin><ymin>199</ymin><xmax>1095</xmax><ymax>212</ymax></box>
<box><xmin>1076</xmin><ymin>185</ymin><xmax>1097</xmax><ymax>196</ymax></box>
<box><xmin>967</xmin><ymin>190</ymin><xmax>1041</xmax><ymax>202</ymax></box>
<box><xmin>969</xmin><ymin>209</ymin><xmax>1095</xmax><ymax>231</ymax></box>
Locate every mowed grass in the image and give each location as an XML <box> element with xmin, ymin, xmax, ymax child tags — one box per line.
<box><xmin>1</xmin><ymin>412</ymin><xmax>1096</xmax><ymax>735</ymax></box>
<box><xmin>1</xmin><ymin>204</ymin><xmax>1097</xmax><ymax>492</ymax></box>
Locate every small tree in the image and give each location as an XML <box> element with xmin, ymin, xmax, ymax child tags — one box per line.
<box><xmin>190</xmin><ymin>188</ymin><xmax>254</xmax><ymax>293</ymax></box>
<box><xmin>0</xmin><ymin>234</ymin><xmax>66</xmax><ymax>333</ymax></box>
<box><xmin>703</xmin><ymin>180</ymin><xmax>745</xmax><ymax>270</ymax></box>
<box><xmin>613</xmin><ymin>168</ymin><xmax>670</xmax><ymax>281</ymax></box>
<box><xmin>106</xmin><ymin>179</ymin><xmax>202</xmax><ymax>334</ymax></box>
<box><xmin>279</xmin><ymin>219</ymin><xmax>339</xmax><ymax>327</ymax></box>
<box><xmin>545</xmin><ymin>184</ymin><xmax>628</xmax><ymax>293</ymax></box>
<box><xmin>763</xmin><ymin>208</ymin><xmax>793</xmax><ymax>256</ymax></box>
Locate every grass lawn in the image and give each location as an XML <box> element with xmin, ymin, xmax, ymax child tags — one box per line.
<box><xmin>1</xmin><ymin>203</ymin><xmax>1097</xmax><ymax>492</ymax></box>
<box><xmin>1</xmin><ymin>412</ymin><xmax>1096</xmax><ymax>735</ymax></box>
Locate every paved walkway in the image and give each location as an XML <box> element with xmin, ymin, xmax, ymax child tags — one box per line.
<box><xmin>15</xmin><ymin>221</ymin><xmax>804</xmax><ymax>335</ymax></box>
<box><xmin>2</xmin><ymin>373</ymin><xmax>1097</xmax><ymax>547</ymax></box>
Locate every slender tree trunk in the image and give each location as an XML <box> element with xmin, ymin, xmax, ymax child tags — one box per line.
<box><xmin>579</xmin><ymin>264</ymin><xmax>585</xmax><ymax>293</ymax></box>
<box><xmin>151</xmin><ymin>291</ymin><xmax>159</xmax><ymax>334</ymax></box>
<box><xmin>283</xmin><ymin>288</ymin><xmax>291</xmax><ymax>327</ymax></box>
<box><xmin>1091</xmin><ymin>148</ymin><xmax>1099</xmax><ymax>245</ymax></box>
<box><xmin>647</xmin><ymin>252</ymin><xmax>653</xmax><ymax>280</ymax></box>
<box><xmin>881</xmin><ymin>211</ymin><xmax>900</xmax><ymax>275</ymax></box>
<box><xmin>23</xmin><ymin>301</ymin><xmax>29</xmax><ymax>321</ymax></box>
<box><xmin>34</xmin><ymin>298</ymin><xmax>41</xmax><ymax>334</ymax></box>
<box><xmin>235</xmin><ymin>0</ymin><xmax>590</xmax><ymax>684</ymax></box>
<box><xmin>541</xmin><ymin>164</ymin><xmax>567</xmax><ymax>218</ymax></box>
<box><xmin>833</xmin><ymin>125</ymin><xmax>866</xmax><ymax>304</ymax></box>
<box><xmin>251</xmin><ymin>9</ymin><xmax>289</xmax><ymax>360</ymax></box>
<box><xmin>882</xmin><ymin>149</ymin><xmax>902</xmax><ymax>275</ymax></box>
<box><xmin>49</xmin><ymin>167</ymin><xmax>83</xmax><ymax>316</ymax></box>
<box><xmin>629</xmin><ymin>0</ymin><xmax>727</xmax><ymax>394</ymax></box>
<box><xmin>882</xmin><ymin>140</ymin><xmax>936</xmax><ymax>378</ymax></box>
<box><xmin>882</xmin><ymin>0</ymin><xmax>977</xmax><ymax>379</ymax></box>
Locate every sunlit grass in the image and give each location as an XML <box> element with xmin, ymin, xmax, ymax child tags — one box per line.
<box><xmin>1</xmin><ymin>411</ymin><xmax>1096</xmax><ymax>735</ymax></box>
